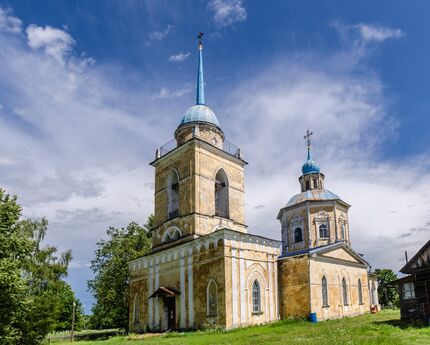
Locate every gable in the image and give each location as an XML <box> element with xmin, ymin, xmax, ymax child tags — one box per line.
<box><xmin>321</xmin><ymin>247</ymin><xmax>360</xmax><ymax>263</ymax></box>
<box><xmin>401</xmin><ymin>240</ymin><xmax>430</xmax><ymax>273</ymax></box>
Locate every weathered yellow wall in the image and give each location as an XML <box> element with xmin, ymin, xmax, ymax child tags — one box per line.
<box><xmin>309</xmin><ymin>258</ymin><xmax>369</xmax><ymax>320</ymax></box>
<box><xmin>193</xmin><ymin>243</ymin><xmax>226</xmax><ymax>328</ymax></box>
<box><xmin>278</xmin><ymin>256</ymin><xmax>310</xmax><ymax>318</ymax></box>
<box><xmin>129</xmin><ymin>277</ymin><xmax>149</xmax><ymax>333</ymax></box>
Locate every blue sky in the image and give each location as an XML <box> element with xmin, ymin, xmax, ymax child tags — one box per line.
<box><xmin>1</xmin><ymin>1</ymin><xmax>429</xmax><ymax>313</ymax></box>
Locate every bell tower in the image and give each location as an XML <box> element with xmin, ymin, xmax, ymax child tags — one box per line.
<box><xmin>150</xmin><ymin>33</ymin><xmax>247</xmax><ymax>252</ymax></box>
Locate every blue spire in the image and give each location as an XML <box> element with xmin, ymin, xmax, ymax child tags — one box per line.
<box><xmin>178</xmin><ymin>33</ymin><xmax>221</xmax><ymax>129</ymax></box>
<box><xmin>196</xmin><ymin>33</ymin><xmax>205</xmax><ymax>105</ymax></box>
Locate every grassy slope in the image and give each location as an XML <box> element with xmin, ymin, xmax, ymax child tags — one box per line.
<box><xmin>56</xmin><ymin>310</ymin><xmax>430</xmax><ymax>345</ymax></box>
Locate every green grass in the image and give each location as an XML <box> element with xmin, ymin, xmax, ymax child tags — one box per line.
<box><xmin>54</xmin><ymin>310</ymin><xmax>429</xmax><ymax>345</ymax></box>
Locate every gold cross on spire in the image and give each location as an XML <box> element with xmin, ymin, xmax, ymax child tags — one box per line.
<box><xmin>304</xmin><ymin>129</ymin><xmax>313</xmax><ymax>148</ymax></box>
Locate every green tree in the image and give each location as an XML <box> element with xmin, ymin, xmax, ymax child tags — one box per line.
<box><xmin>0</xmin><ymin>188</ymin><xmax>80</xmax><ymax>344</ymax></box>
<box><xmin>374</xmin><ymin>268</ymin><xmax>399</xmax><ymax>307</ymax></box>
<box><xmin>0</xmin><ymin>190</ymin><xmax>31</xmax><ymax>344</ymax></box>
<box><xmin>88</xmin><ymin>218</ymin><xmax>153</xmax><ymax>330</ymax></box>
<box><xmin>53</xmin><ymin>282</ymin><xmax>84</xmax><ymax>331</ymax></box>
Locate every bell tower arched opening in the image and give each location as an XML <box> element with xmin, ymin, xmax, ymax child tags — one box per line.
<box><xmin>167</xmin><ymin>169</ymin><xmax>180</xmax><ymax>219</ymax></box>
<box><xmin>215</xmin><ymin>169</ymin><xmax>229</xmax><ymax>218</ymax></box>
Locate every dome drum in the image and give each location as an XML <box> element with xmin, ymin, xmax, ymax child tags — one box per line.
<box><xmin>299</xmin><ymin>172</ymin><xmax>325</xmax><ymax>192</ymax></box>
<box><xmin>175</xmin><ymin>122</ymin><xmax>224</xmax><ymax>149</ymax></box>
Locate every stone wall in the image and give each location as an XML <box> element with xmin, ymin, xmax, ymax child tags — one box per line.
<box><xmin>278</xmin><ymin>256</ymin><xmax>311</xmax><ymax>318</ymax></box>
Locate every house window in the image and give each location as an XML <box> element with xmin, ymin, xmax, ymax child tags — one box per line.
<box><xmin>252</xmin><ymin>280</ymin><xmax>261</xmax><ymax>313</ymax></box>
<box><xmin>402</xmin><ymin>282</ymin><xmax>415</xmax><ymax>300</ymax></box>
<box><xmin>342</xmin><ymin>278</ymin><xmax>348</xmax><ymax>305</ymax></box>
<box><xmin>294</xmin><ymin>227</ymin><xmax>303</xmax><ymax>243</ymax></box>
<box><xmin>322</xmin><ymin>276</ymin><xmax>328</xmax><ymax>307</ymax></box>
<box><xmin>207</xmin><ymin>280</ymin><xmax>218</xmax><ymax>317</ymax></box>
<box><xmin>133</xmin><ymin>294</ymin><xmax>140</xmax><ymax>323</ymax></box>
<box><xmin>167</xmin><ymin>169</ymin><xmax>179</xmax><ymax>219</ymax></box>
<box><xmin>319</xmin><ymin>223</ymin><xmax>329</xmax><ymax>238</ymax></box>
<box><xmin>215</xmin><ymin>169</ymin><xmax>229</xmax><ymax>218</ymax></box>
<box><xmin>358</xmin><ymin>279</ymin><xmax>363</xmax><ymax>304</ymax></box>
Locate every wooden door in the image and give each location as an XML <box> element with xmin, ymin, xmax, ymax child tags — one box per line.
<box><xmin>166</xmin><ymin>297</ymin><xmax>176</xmax><ymax>330</ymax></box>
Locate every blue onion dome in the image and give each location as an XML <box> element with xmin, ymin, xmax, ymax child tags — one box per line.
<box><xmin>302</xmin><ymin>157</ymin><xmax>320</xmax><ymax>175</ymax></box>
<box><xmin>179</xmin><ymin>104</ymin><xmax>220</xmax><ymax>128</ymax></box>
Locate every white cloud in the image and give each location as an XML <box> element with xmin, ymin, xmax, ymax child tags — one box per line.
<box><xmin>154</xmin><ymin>85</ymin><xmax>193</xmax><ymax>99</ymax></box>
<box><xmin>26</xmin><ymin>24</ymin><xmax>75</xmax><ymax>64</ymax></box>
<box><xmin>147</xmin><ymin>24</ymin><xmax>173</xmax><ymax>45</ymax></box>
<box><xmin>168</xmin><ymin>52</ymin><xmax>190</xmax><ymax>62</ymax></box>
<box><xmin>0</xmin><ymin>7</ymin><xmax>22</xmax><ymax>33</ymax></box>
<box><xmin>356</xmin><ymin>23</ymin><xmax>404</xmax><ymax>43</ymax></box>
<box><xmin>208</xmin><ymin>0</ymin><xmax>247</xmax><ymax>28</ymax></box>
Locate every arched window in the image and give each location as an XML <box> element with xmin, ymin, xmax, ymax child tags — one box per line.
<box><xmin>319</xmin><ymin>223</ymin><xmax>328</xmax><ymax>238</ymax></box>
<box><xmin>215</xmin><ymin>169</ymin><xmax>229</xmax><ymax>218</ymax></box>
<box><xmin>207</xmin><ymin>280</ymin><xmax>218</xmax><ymax>317</ymax></box>
<box><xmin>371</xmin><ymin>281</ymin><xmax>377</xmax><ymax>305</ymax></box>
<box><xmin>252</xmin><ymin>280</ymin><xmax>261</xmax><ymax>313</ymax></box>
<box><xmin>342</xmin><ymin>278</ymin><xmax>348</xmax><ymax>306</ymax></box>
<box><xmin>162</xmin><ymin>227</ymin><xmax>182</xmax><ymax>243</ymax></box>
<box><xmin>340</xmin><ymin>224</ymin><xmax>345</xmax><ymax>240</ymax></box>
<box><xmin>358</xmin><ymin>279</ymin><xmax>363</xmax><ymax>304</ymax></box>
<box><xmin>167</xmin><ymin>169</ymin><xmax>179</xmax><ymax>219</ymax></box>
<box><xmin>171</xmin><ymin>229</ymin><xmax>180</xmax><ymax>241</ymax></box>
<box><xmin>322</xmin><ymin>276</ymin><xmax>328</xmax><ymax>307</ymax></box>
<box><xmin>133</xmin><ymin>294</ymin><xmax>140</xmax><ymax>323</ymax></box>
<box><xmin>294</xmin><ymin>227</ymin><xmax>303</xmax><ymax>243</ymax></box>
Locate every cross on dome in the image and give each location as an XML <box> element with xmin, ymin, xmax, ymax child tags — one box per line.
<box><xmin>301</xmin><ymin>129</ymin><xmax>320</xmax><ymax>175</ymax></box>
<box><xmin>304</xmin><ymin>129</ymin><xmax>313</xmax><ymax>149</ymax></box>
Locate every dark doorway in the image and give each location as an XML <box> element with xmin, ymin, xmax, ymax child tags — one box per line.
<box><xmin>166</xmin><ymin>297</ymin><xmax>176</xmax><ymax>330</ymax></box>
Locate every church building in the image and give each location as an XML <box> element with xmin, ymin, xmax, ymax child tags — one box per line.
<box><xmin>128</xmin><ymin>35</ymin><xmax>379</xmax><ymax>332</ymax></box>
